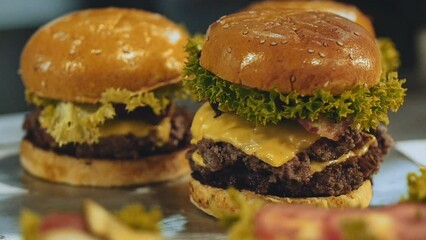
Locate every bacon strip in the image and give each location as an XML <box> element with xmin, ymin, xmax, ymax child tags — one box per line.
<box><xmin>297</xmin><ymin>118</ymin><xmax>351</xmax><ymax>141</ymax></box>
<box><xmin>40</xmin><ymin>213</ymin><xmax>88</xmax><ymax>233</ymax></box>
<box><xmin>255</xmin><ymin>203</ymin><xmax>426</xmax><ymax>240</ymax></box>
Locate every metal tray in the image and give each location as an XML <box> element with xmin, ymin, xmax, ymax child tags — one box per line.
<box><xmin>0</xmin><ymin>144</ymin><xmax>419</xmax><ymax>240</ymax></box>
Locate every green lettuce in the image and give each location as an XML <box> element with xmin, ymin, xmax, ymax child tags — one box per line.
<box><xmin>115</xmin><ymin>204</ymin><xmax>163</xmax><ymax>233</ymax></box>
<box><xmin>219</xmin><ymin>189</ymin><xmax>263</xmax><ymax>240</ymax></box>
<box><xmin>378</xmin><ymin>38</ymin><xmax>400</xmax><ymax>74</ymax></box>
<box><xmin>183</xmin><ymin>37</ymin><xmax>406</xmax><ymax>130</ymax></box>
<box><xmin>20</xmin><ymin>209</ymin><xmax>41</xmax><ymax>240</ymax></box>
<box><xmin>402</xmin><ymin>167</ymin><xmax>426</xmax><ymax>203</ymax></box>
<box><xmin>27</xmin><ymin>84</ymin><xmax>184</xmax><ymax>145</ymax></box>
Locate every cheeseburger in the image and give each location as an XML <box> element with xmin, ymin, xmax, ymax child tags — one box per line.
<box><xmin>20</xmin><ymin>8</ymin><xmax>192</xmax><ymax>187</ymax></box>
<box><xmin>184</xmin><ymin>9</ymin><xmax>405</xmax><ymax>216</ymax></box>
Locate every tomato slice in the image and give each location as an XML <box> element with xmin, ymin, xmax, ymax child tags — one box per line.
<box><xmin>40</xmin><ymin>213</ymin><xmax>87</xmax><ymax>233</ymax></box>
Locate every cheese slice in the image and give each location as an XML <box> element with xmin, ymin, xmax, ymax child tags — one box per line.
<box><xmin>191</xmin><ymin>103</ymin><xmax>320</xmax><ymax>167</ymax></box>
<box><xmin>191</xmin><ymin>151</ymin><xmax>206</xmax><ymax>167</ymax></box>
<box><xmin>100</xmin><ymin>119</ymin><xmax>153</xmax><ymax>138</ymax></box>
<box><xmin>310</xmin><ymin>134</ymin><xmax>377</xmax><ymax>173</ymax></box>
<box><xmin>99</xmin><ymin>117</ymin><xmax>171</xmax><ymax>144</ymax></box>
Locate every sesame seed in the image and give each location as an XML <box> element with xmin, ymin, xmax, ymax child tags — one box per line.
<box><xmin>223</xmin><ymin>23</ymin><xmax>230</xmax><ymax>29</ymax></box>
<box><xmin>349</xmin><ymin>53</ymin><xmax>354</xmax><ymax>60</ymax></box>
<box><xmin>336</xmin><ymin>41</ymin><xmax>344</xmax><ymax>46</ymax></box>
<box><xmin>281</xmin><ymin>40</ymin><xmax>288</xmax><ymax>44</ymax></box>
<box><xmin>260</xmin><ymin>39</ymin><xmax>266</xmax><ymax>44</ymax></box>
<box><xmin>290</xmin><ymin>75</ymin><xmax>296</xmax><ymax>83</ymax></box>
<box><xmin>291</xmin><ymin>27</ymin><xmax>297</xmax><ymax>31</ymax></box>
<box><xmin>242</xmin><ymin>30</ymin><xmax>249</xmax><ymax>35</ymax></box>
<box><xmin>324</xmin><ymin>81</ymin><xmax>329</xmax><ymax>87</ymax></box>
<box><xmin>307</xmin><ymin>48</ymin><xmax>315</xmax><ymax>53</ymax></box>
<box><xmin>323</xmin><ymin>42</ymin><xmax>328</xmax><ymax>47</ymax></box>
<box><xmin>318</xmin><ymin>52</ymin><xmax>325</xmax><ymax>58</ymax></box>
<box><xmin>270</xmin><ymin>41</ymin><xmax>278</xmax><ymax>46</ymax></box>
<box><xmin>353</xmin><ymin>31</ymin><xmax>360</xmax><ymax>36</ymax></box>
<box><xmin>91</xmin><ymin>49</ymin><xmax>102</xmax><ymax>55</ymax></box>
<box><xmin>255</xmin><ymin>36</ymin><xmax>261</xmax><ymax>39</ymax></box>
<box><xmin>226</xmin><ymin>47</ymin><xmax>232</xmax><ymax>53</ymax></box>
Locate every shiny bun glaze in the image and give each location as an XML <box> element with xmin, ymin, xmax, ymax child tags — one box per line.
<box><xmin>200</xmin><ymin>10</ymin><xmax>381</xmax><ymax>96</ymax></box>
<box><xmin>20</xmin><ymin>8</ymin><xmax>188</xmax><ymax>103</ymax></box>
<box><xmin>246</xmin><ymin>1</ymin><xmax>375</xmax><ymax>35</ymax></box>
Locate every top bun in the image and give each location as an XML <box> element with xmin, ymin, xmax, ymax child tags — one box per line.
<box><xmin>200</xmin><ymin>10</ymin><xmax>381</xmax><ymax>96</ymax></box>
<box><xmin>246</xmin><ymin>0</ymin><xmax>375</xmax><ymax>35</ymax></box>
<box><xmin>20</xmin><ymin>8</ymin><xmax>188</xmax><ymax>103</ymax></box>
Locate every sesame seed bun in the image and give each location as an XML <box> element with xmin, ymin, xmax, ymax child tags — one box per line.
<box><xmin>20</xmin><ymin>139</ymin><xmax>190</xmax><ymax>187</ymax></box>
<box><xmin>245</xmin><ymin>1</ymin><xmax>375</xmax><ymax>35</ymax></box>
<box><xmin>200</xmin><ymin>10</ymin><xmax>381</xmax><ymax>96</ymax></box>
<box><xmin>189</xmin><ymin>177</ymin><xmax>372</xmax><ymax>218</ymax></box>
<box><xmin>20</xmin><ymin>7</ymin><xmax>188</xmax><ymax>104</ymax></box>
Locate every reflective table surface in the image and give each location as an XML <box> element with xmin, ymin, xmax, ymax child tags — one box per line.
<box><xmin>0</xmin><ymin>90</ymin><xmax>425</xmax><ymax>240</ymax></box>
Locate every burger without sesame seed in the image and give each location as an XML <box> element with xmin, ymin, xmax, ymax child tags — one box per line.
<box><xmin>20</xmin><ymin>8</ymin><xmax>192</xmax><ymax>187</ymax></box>
<box><xmin>184</xmin><ymin>9</ymin><xmax>405</xmax><ymax>216</ymax></box>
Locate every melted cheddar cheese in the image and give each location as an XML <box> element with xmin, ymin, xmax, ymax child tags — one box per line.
<box><xmin>310</xmin><ymin>135</ymin><xmax>377</xmax><ymax>173</ymax></box>
<box><xmin>191</xmin><ymin>103</ymin><xmax>320</xmax><ymax>167</ymax></box>
<box><xmin>99</xmin><ymin>117</ymin><xmax>171</xmax><ymax>144</ymax></box>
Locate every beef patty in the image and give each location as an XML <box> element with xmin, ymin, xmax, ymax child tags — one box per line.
<box><xmin>189</xmin><ymin>127</ymin><xmax>392</xmax><ymax>198</ymax></box>
<box><xmin>24</xmin><ymin>104</ymin><xmax>192</xmax><ymax>160</ymax></box>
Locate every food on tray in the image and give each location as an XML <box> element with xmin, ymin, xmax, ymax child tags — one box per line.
<box><xmin>19</xmin><ymin>8</ymin><xmax>192</xmax><ymax>186</ymax></box>
<box><xmin>223</xmin><ymin>184</ymin><xmax>426</xmax><ymax>240</ymax></box>
<box><xmin>184</xmin><ymin>7</ymin><xmax>405</xmax><ymax>216</ymax></box>
<box><xmin>223</xmin><ymin>194</ymin><xmax>426</xmax><ymax>240</ymax></box>
<box><xmin>21</xmin><ymin>200</ymin><xmax>162</xmax><ymax>240</ymax></box>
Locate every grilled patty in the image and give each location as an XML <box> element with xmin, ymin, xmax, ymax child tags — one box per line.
<box><xmin>23</xmin><ymin>105</ymin><xmax>192</xmax><ymax>160</ymax></box>
<box><xmin>189</xmin><ymin>126</ymin><xmax>392</xmax><ymax>198</ymax></box>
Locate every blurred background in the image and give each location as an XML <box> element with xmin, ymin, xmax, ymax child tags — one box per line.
<box><xmin>0</xmin><ymin>0</ymin><xmax>425</xmax><ymax>114</ymax></box>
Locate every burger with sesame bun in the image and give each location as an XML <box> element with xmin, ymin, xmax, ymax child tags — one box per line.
<box><xmin>20</xmin><ymin>8</ymin><xmax>192</xmax><ymax>187</ymax></box>
<box><xmin>184</xmin><ymin>9</ymin><xmax>405</xmax><ymax>217</ymax></box>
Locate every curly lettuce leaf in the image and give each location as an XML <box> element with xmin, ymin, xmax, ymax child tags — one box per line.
<box><xmin>115</xmin><ymin>204</ymin><xmax>163</xmax><ymax>233</ymax></box>
<box><xmin>183</xmin><ymin>37</ymin><xmax>406</xmax><ymax>130</ymax></box>
<box><xmin>27</xmin><ymin>85</ymin><xmax>183</xmax><ymax>145</ymax></box>
<box><xmin>402</xmin><ymin>167</ymin><xmax>426</xmax><ymax>203</ymax></box>
<box><xmin>378</xmin><ymin>38</ymin><xmax>400</xmax><ymax>75</ymax></box>
<box><xmin>20</xmin><ymin>209</ymin><xmax>41</xmax><ymax>240</ymax></box>
<box><xmin>39</xmin><ymin>102</ymin><xmax>115</xmax><ymax>145</ymax></box>
<box><xmin>101</xmin><ymin>89</ymin><xmax>169</xmax><ymax>115</ymax></box>
<box><xmin>219</xmin><ymin>189</ymin><xmax>263</xmax><ymax>240</ymax></box>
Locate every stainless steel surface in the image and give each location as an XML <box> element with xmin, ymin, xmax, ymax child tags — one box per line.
<box><xmin>0</xmin><ymin>148</ymin><xmax>226</xmax><ymax>240</ymax></box>
<box><xmin>0</xmin><ymin>90</ymin><xmax>425</xmax><ymax>240</ymax></box>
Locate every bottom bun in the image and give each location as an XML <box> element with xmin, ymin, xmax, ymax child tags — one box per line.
<box><xmin>189</xmin><ymin>177</ymin><xmax>372</xmax><ymax>218</ymax></box>
<box><xmin>20</xmin><ymin>140</ymin><xmax>190</xmax><ymax>187</ymax></box>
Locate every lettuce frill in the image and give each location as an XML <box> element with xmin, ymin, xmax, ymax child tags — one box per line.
<box><xmin>183</xmin><ymin>37</ymin><xmax>406</xmax><ymax>131</ymax></box>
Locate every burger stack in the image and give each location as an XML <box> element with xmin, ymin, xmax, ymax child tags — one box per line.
<box><xmin>184</xmin><ymin>3</ymin><xmax>405</xmax><ymax>216</ymax></box>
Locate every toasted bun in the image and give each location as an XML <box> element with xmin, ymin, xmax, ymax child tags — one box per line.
<box><xmin>189</xmin><ymin>177</ymin><xmax>372</xmax><ymax>218</ymax></box>
<box><xmin>20</xmin><ymin>8</ymin><xmax>188</xmax><ymax>104</ymax></box>
<box><xmin>245</xmin><ymin>1</ymin><xmax>375</xmax><ymax>35</ymax></box>
<box><xmin>20</xmin><ymin>140</ymin><xmax>190</xmax><ymax>187</ymax></box>
<box><xmin>200</xmin><ymin>10</ymin><xmax>381</xmax><ymax>96</ymax></box>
